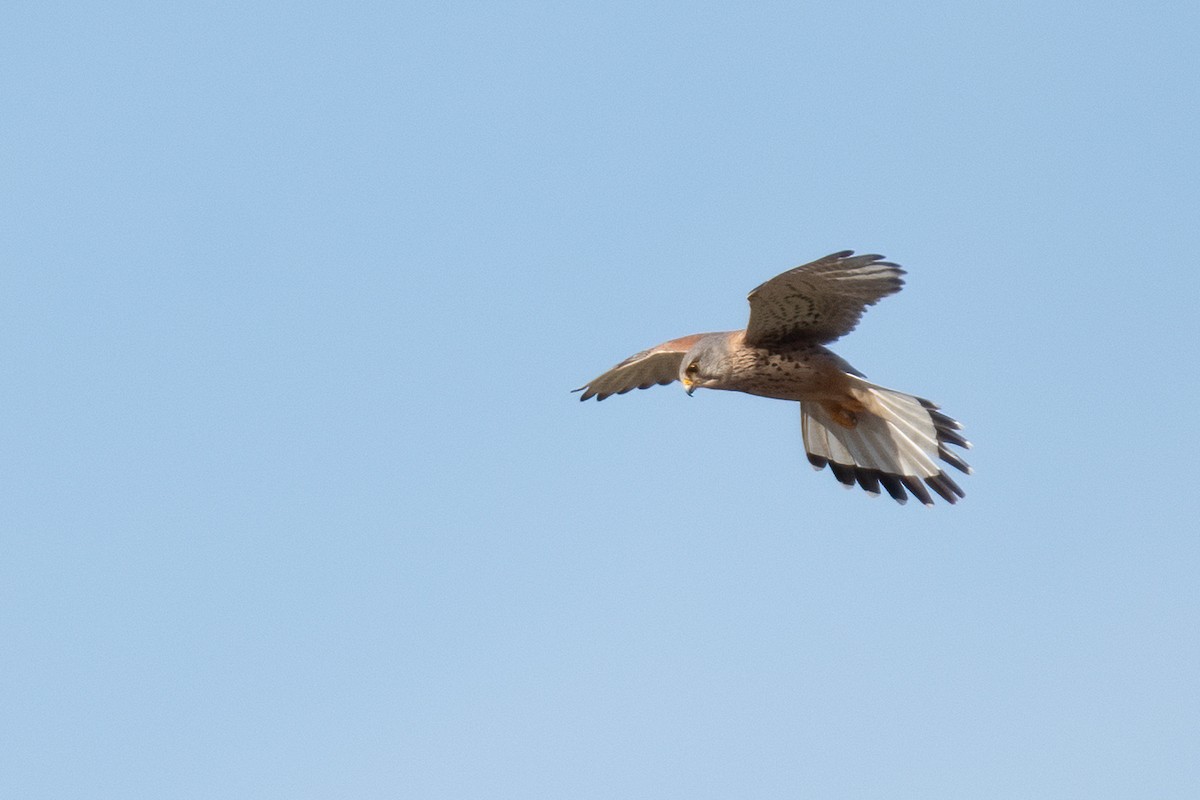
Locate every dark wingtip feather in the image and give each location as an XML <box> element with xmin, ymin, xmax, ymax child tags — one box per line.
<box><xmin>878</xmin><ymin>473</ymin><xmax>908</xmax><ymax>505</ymax></box>
<box><xmin>927</xmin><ymin>409</ymin><xmax>961</xmax><ymax>429</ymax></box>
<box><xmin>938</xmin><ymin>446</ymin><xmax>972</xmax><ymax>475</ymax></box>
<box><xmin>855</xmin><ymin>468</ymin><xmax>882</xmax><ymax>496</ymax></box>
<box><xmin>828</xmin><ymin>461</ymin><xmax>857</xmax><ymax>487</ymax></box>
<box><xmin>920</xmin><ymin>401</ymin><xmax>974</xmax><ymax>474</ymax></box>
<box><xmin>939</xmin><ymin>429</ymin><xmax>971</xmax><ymax>449</ymax></box>
<box><xmin>901</xmin><ymin>475</ymin><xmax>934</xmax><ymax>507</ymax></box>
<box><xmin>807</xmin><ymin>454</ymin><xmax>829</xmax><ymax>471</ymax></box>
<box><xmin>925</xmin><ymin>473</ymin><xmax>964</xmax><ymax>504</ymax></box>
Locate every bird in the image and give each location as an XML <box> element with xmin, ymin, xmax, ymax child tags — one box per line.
<box><xmin>574</xmin><ymin>250</ymin><xmax>972</xmax><ymax>505</ymax></box>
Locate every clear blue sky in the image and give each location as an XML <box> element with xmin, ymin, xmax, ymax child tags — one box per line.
<box><xmin>3</xmin><ymin>2</ymin><xmax>1198</xmax><ymax>797</ymax></box>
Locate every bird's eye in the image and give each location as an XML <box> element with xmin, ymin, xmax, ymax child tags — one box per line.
<box><xmin>686</xmin><ymin>362</ymin><xmax>699</xmax><ymax>375</ymax></box>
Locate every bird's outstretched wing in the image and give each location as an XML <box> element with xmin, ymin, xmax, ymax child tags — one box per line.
<box><xmin>801</xmin><ymin>378</ymin><xmax>972</xmax><ymax>506</ymax></box>
<box><xmin>744</xmin><ymin>251</ymin><xmax>905</xmax><ymax>346</ymax></box>
<box><xmin>574</xmin><ymin>334</ymin><xmax>707</xmax><ymax>401</ymax></box>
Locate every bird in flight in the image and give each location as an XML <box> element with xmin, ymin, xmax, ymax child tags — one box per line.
<box><xmin>575</xmin><ymin>251</ymin><xmax>972</xmax><ymax>505</ymax></box>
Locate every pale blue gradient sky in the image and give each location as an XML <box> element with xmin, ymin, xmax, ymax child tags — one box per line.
<box><xmin>3</xmin><ymin>2</ymin><xmax>1199</xmax><ymax>798</ymax></box>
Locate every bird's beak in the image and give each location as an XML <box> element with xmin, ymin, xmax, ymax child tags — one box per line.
<box><xmin>682</xmin><ymin>377</ymin><xmax>695</xmax><ymax>396</ymax></box>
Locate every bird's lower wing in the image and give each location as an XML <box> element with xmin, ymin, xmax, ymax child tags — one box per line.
<box><xmin>801</xmin><ymin>378</ymin><xmax>971</xmax><ymax>505</ymax></box>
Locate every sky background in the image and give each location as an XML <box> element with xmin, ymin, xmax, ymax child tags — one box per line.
<box><xmin>3</xmin><ymin>1</ymin><xmax>1199</xmax><ymax>798</ymax></box>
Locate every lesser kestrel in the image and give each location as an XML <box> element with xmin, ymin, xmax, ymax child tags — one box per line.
<box><xmin>575</xmin><ymin>251</ymin><xmax>972</xmax><ymax>505</ymax></box>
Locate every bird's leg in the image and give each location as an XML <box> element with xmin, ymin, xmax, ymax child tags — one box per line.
<box><xmin>820</xmin><ymin>397</ymin><xmax>865</xmax><ymax>429</ymax></box>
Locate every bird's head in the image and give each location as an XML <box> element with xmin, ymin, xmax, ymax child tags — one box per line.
<box><xmin>679</xmin><ymin>335</ymin><xmax>730</xmax><ymax>396</ymax></box>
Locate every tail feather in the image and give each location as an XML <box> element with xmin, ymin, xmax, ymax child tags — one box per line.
<box><xmin>801</xmin><ymin>378</ymin><xmax>971</xmax><ymax>506</ymax></box>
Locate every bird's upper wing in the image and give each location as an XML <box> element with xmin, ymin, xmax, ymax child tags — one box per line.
<box><xmin>574</xmin><ymin>334</ymin><xmax>707</xmax><ymax>401</ymax></box>
<box><xmin>743</xmin><ymin>251</ymin><xmax>905</xmax><ymax>346</ymax></box>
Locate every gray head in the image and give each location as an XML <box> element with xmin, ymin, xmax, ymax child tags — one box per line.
<box><xmin>679</xmin><ymin>332</ymin><xmax>736</xmax><ymax>395</ymax></box>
